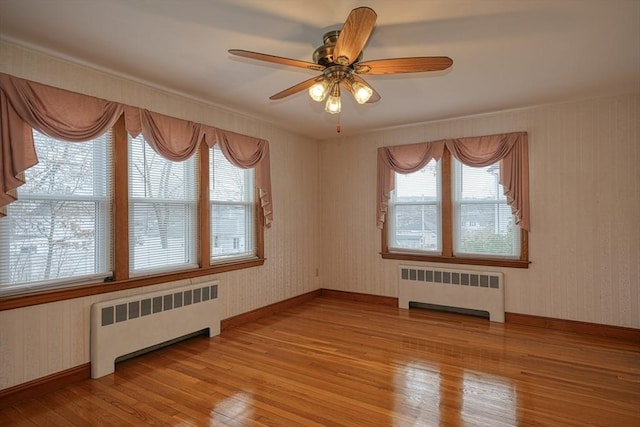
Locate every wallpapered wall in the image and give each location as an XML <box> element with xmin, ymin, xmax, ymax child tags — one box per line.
<box><xmin>1</xmin><ymin>40</ymin><xmax>638</xmax><ymax>391</ymax></box>
<box><xmin>319</xmin><ymin>93</ymin><xmax>639</xmax><ymax>329</ymax></box>
<box><xmin>0</xmin><ymin>41</ymin><xmax>321</xmax><ymax>390</ymax></box>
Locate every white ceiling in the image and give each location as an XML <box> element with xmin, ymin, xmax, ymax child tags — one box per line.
<box><xmin>1</xmin><ymin>0</ymin><xmax>638</xmax><ymax>140</ymax></box>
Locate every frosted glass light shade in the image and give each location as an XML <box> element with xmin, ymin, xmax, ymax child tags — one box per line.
<box><xmin>325</xmin><ymin>94</ymin><xmax>341</xmax><ymax>114</ymax></box>
<box><xmin>351</xmin><ymin>80</ymin><xmax>373</xmax><ymax>104</ymax></box>
<box><xmin>309</xmin><ymin>79</ymin><xmax>330</xmax><ymax>102</ymax></box>
<box><xmin>324</xmin><ymin>83</ymin><xmax>341</xmax><ymax>114</ymax></box>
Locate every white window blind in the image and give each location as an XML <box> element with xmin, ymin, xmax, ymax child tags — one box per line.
<box><xmin>0</xmin><ymin>130</ymin><xmax>112</xmax><ymax>296</ymax></box>
<box><xmin>128</xmin><ymin>135</ymin><xmax>197</xmax><ymax>275</ymax></box>
<box><xmin>389</xmin><ymin>159</ymin><xmax>441</xmax><ymax>253</ymax></box>
<box><xmin>453</xmin><ymin>160</ymin><xmax>520</xmax><ymax>258</ymax></box>
<box><xmin>210</xmin><ymin>145</ymin><xmax>255</xmax><ymax>262</ymax></box>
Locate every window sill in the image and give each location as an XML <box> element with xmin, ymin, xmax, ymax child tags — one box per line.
<box><xmin>0</xmin><ymin>257</ymin><xmax>265</xmax><ymax>311</ymax></box>
<box><xmin>381</xmin><ymin>252</ymin><xmax>529</xmax><ymax>269</ymax></box>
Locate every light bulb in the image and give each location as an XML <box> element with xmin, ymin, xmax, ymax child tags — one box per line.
<box><xmin>324</xmin><ymin>83</ymin><xmax>341</xmax><ymax>114</ymax></box>
<box><xmin>325</xmin><ymin>95</ymin><xmax>341</xmax><ymax>114</ymax></box>
<box><xmin>308</xmin><ymin>79</ymin><xmax>329</xmax><ymax>102</ymax></box>
<box><xmin>350</xmin><ymin>80</ymin><xmax>373</xmax><ymax>104</ymax></box>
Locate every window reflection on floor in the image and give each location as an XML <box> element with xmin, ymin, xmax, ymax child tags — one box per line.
<box><xmin>462</xmin><ymin>371</ymin><xmax>516</xmax><ymax>426</ymax></box>
<box><xmin>394</xmin><ymin>361</ymin><xmax>441</xmax><ymax>425</ymax></box>
<box><xmin>395</xmin><ymin>362</ymin><xmax>516</xmax><ymax>426</ymax></box>
<box><xmin>211</xmin><ymin>392</ymin><xmax>254</xmax><ymax>423</ymax></box>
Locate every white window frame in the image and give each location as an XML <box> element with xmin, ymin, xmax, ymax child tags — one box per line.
<box><xmin>0</xmin><ymin>131</ymin><xmax>112</xmax><ymax>296</ymax></box>
<box><xmin>210</xmin><ymin>146</ymin><xmax>256</xmax><ymax>264</ymax></box>
<box><xmin>452</xmin><ymin>160</ymin><xmax>521</xmax><ymax>259</ymax></box>
<box><xmin>388</xmin><ymin>161</ymin><xmax>442</xmax><ymax>255</ymax></box>
<box><xmin>128</xmin><ymin>136</ymin><xmax>198</xmax><ymax>276</ymax></box>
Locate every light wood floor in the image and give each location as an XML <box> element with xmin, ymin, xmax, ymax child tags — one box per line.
<box><xmin>2</xmin><ymin>297</ymin><xmax>639</xmax><ymax>426</ymax></box>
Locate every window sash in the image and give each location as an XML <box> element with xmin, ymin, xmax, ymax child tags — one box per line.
<box><xmin>0</xmin><ymin>131</ymin><xmax>112</xmax><ymax>295</ymax></box>
<box><xmin>210</xmin><ymin>201</ymin><xmax>255</xmax><ymax>261</ymax></box>
<box><xmin>452</xmin><ymin>160</ymin><xmax>520</xmax><ymax>259</ymax></box>
<box><xmin>388</xmin><ymin>202</ymin><xmax>442</xmax><ymax>254</ymax></box>
<box><xmin>128</xmin><ymin>136</ymin><xmax>198</xmax><ymax>276</ymax></box>
<box><xmin>210</xmin><ymin>147</ymin><xmax>256</xmax><ymax>263</ymax></box>
<box><xmin>452</xmin><ymin>202</ymin><xmax>521</xmax><ymax>258</ymax></box>
<box><xmin>389</xmin><ymin>160</ymin><xmax>442</xmax><ymax>254</ymax></box>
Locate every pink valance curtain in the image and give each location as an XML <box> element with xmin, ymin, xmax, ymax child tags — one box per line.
<box><xmin>211</xmin><ymin>129</ymin><xmax>273</xmax><ymax>228</ymax></box>
<box><xmin>445</xmin><ymin>133</ymin><xmax>529</xmax><ymax>230</ymax></box>
<box><xmin>377</xmin><ymin>140</ymin><xmax>445</xmax><ymax>228</ymax></box>
<box><xmin>0</xmin><ymin>73</ymin><xmax>124</xmax><ymax>215</ymax></box>
<box><xmin>377</xmin><ymin>132</ymin><xmax>529</xmax><ymax>231</ymax></box>
<box><xmin>0</xmin><ymin>72</ymin><xmax>273</xmax><ymax>227</ymax></box>
<box><xmin>123</xmin><ymin>109</ymin><xmax>273</xmax><ymax>226</ymax></box>
<box><xmin>208</xmin><ymin>129</ymin><xmax>273</xmax><ymax>227</ymax></box>
<box><xmin>124</xmin><ymin>107</ymin><xmax>204</xmax><ymax>161</ymax></box>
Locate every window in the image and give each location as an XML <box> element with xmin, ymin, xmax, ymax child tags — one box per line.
<box><xmin>389</xmin><ymin>159</ymin><xmax>441</xmax><ymax>253</ymax></box>
<box><xmin>129</xmin><ymin>135</ymin><xmax>197</xmax><ymax>275</ymax></box>
<box><xmin>210</xmin><ymin>145</ymin><xmax>255</xmax><ymax>262</ymax></box>
<box><xmin>384</xmin><ymin>148</ymin><xmax>528</xmax><ymax>268</ymax></box>
<box><xmin>0</xmin><ymin>130</ymin><xmax>112</xmax><ymax>294</ymax></box>
<box><xmin>1</xmin><ymin>119</ymin><xmax>266</xmax><ymax>303</ymax></box>
<box><xmin>453</xmin><ymin>161</ymin><xmax>520</xmax><ymax>258</ymax></box>
<box><xmin>0</xmin><ymin>74</ymin><xmax>271</xmax><ymax>306</ymax></box>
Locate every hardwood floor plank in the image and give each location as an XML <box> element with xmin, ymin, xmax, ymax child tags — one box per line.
<box><xmin>74</xmin><ymin>380</ymin><xmax>170</xmax><ymax>426</ymax></box>
<box><xmin>1</xmin><ymin>296</ymin><xmax>639</xmax><ymax>426</ymax></box>
<box><xmin>12</xmin><ymin>399</ymin><xmax>71</xmax><ymax>426</ymax></box>
<box><xmin>0</xmin><ymin>406</ymin><xmax>38</xmax><ymax>426</ymax></box>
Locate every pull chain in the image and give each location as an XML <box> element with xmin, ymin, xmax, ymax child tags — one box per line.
<box><xmin>336</xmin><ymin>111</ymin><xmax>342</xmax><ymax>133</ymax></box>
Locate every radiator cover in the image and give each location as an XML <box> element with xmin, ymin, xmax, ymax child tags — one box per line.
<box><xmin>90</xmin><ymin>281</ymin><xmax>220</xmax><ymax>378</ymax></box>
<box><xmin>398</xmin><ymin>265</ymin><xmax>505</xmax><ymax>322</ymax></box>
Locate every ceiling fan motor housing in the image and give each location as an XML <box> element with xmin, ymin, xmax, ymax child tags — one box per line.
<box><xmin>313</xmin><ymin>30</ymin><xmax>361</xmax><ymax>67</ymax></box>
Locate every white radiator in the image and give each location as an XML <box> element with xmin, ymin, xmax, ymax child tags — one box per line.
<box><xmin>90</xmin><ymin>281</ymin><xmax>220</xmax><ymax>378</ymax></box>
<box><xmin>398</xmin><ymin>265</ymin><xmax>505</xmax><ymax>322</ymax></box>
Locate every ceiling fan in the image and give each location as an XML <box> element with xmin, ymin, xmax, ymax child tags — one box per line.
<box><xmin>229</xmin><ymin>7</ymin><xmax>453</xmax><ymax>117</ymax></box>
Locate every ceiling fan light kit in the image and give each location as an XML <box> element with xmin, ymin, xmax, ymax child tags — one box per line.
<box><xmin>307</xmin><ymin>63</ymin><xmax>373</xmax><ymax>112</ymax></box>
<box><xmin>325</xmin><ymin>83</ymin><xmax>342</xmax><ymax>114</ymax></box>
<box><xmin>229</xmin><ymin>6</ymin><xmax>453</xmax><ymax>121</ymax></box>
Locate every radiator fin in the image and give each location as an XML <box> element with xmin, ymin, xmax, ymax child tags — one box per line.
<box><xmin>401</xmin><ymin>267</ymin><xmax>501</xmax><ymax>289</ymax></box>
<box><xmin>99</xmin><ymin>284</ymin><xmax>217</xmax><ymax>326</ymax></box>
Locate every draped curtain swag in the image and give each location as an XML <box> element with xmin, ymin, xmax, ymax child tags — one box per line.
<box><xmin>377</xmin><ymin>140</ymin><xmax>445</xmax><ymax>229</ymax></box>
<box><xmin>124</xmin><ymin>107</ymin><xmax>203</xmax><ymax>161</ymax></box>
<box><xmin>377</xmin><ymin>132</ymin><xmax>529</xmax><ymax>231</ymax></box>
<box><xmin>213</xmin><ymin>129</ymin><xmax>273</xmax><ymax>228</ymax></box>
<box><xmin>0</xmin><ymin>73</ymin><xmax>123</xmax><ymax>213</ymax></box>
<box><xmin>0</xmin><ymin>72</ymin><xmax>272</xmax><ymax>227</ymax></box>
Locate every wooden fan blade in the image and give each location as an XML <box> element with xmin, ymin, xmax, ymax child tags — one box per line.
<box><xmin>333</xmin><ymin>7</ymin><xmax>377</xmax><ymax>66</ymax></box>
<box><xmin>341</xmin><ymin>75</ymin><xmax>381</xmax><ymax>103</ymax></box>
<box><xmin>270</xmin><ymin>76</ymin><xmax>323</xmax><ymax>100</ymax></box>
<box><xmin>355</xmin><ymin>57</ymin><xmax>453</xmax><ymax>75</ymax></box>
<box><xmin>229</xmin><ymin>49</ymin><xmax>325</xmax><ymax>71</ymax></box>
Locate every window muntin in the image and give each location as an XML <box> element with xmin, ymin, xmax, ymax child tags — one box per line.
<box><xmin>453</xmin><ymin>161</ymin><xmax>520</xmax><ymax>258</ymax></box>
<box><xmin>0</xmin><ymin>130</ymin><xmax>112</xmax><ymax>295</ymax></box>
<box><xmin>210</xmin><ymin>146</ymin><xmax>255</xmax><ymax>262</ymax></box>
<box><xmin>389</xmin><ymin>160</ymin><xmax>441</xmax><ymax>253</ymax></box>
<box><xmin>128</xmin><ymin>135</ymin><xmax>197</xmax><ymax>275</ymax></box>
